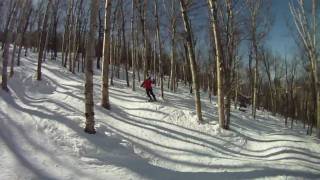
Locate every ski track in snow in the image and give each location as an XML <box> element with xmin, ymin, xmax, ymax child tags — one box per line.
<box><xmin>0</xmin><ymin>52</ymin><xmax>320</xmax><ymax>180</ymax></box>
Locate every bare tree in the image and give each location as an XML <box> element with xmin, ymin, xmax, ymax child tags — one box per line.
<box><xmin>207</xmin><ymin>0</ymin><xmax>225</xmax><ymax>128</ymax></box>
<box><xmin>34</xmin><ymin>0</ymin><xmax>46</xmax><ymax>53</ymax></box>
<box><xmin>284</xmin><ymin>57</ymin><xmax>298</xmax><ymax>128</ymax></box>
<box><xmin>16</xmin><ymin>4</ymin><xmax>33</xmax><ymax>66</ymax></box>
<box><xmin>245</xmin><ymin>0</ymin><xmax>272</xmax><ymax>119</ymax></box>
<box><xmin>136</xmin><ymin>0</ymin><xmax>148</xmax><ymax>79</ymax></box>
<box><xmin>72</xmin><ymin>0</ymin><xmax>84</xmax><ymax>73</ymax></box>
<box><xmin>84</xmin><ymin>0</ymin><xmax>99</xmax><ymax>134</ymax></box>
<box><xmin>1</xmin><ymin>0</ymin><xmax>19</xmax><ymax>91</ymax></box>
<box><xmin>36</xmin><ymin>0</ymin><xmax>52</xmax><ymax>81</ymax></box>
<box><xmin>67</xmin><ymin>0</ymin><xmax>75</xmax><ymax>72</ymax></box>
<box><xmin>163</xmin><ymin>0</ymin><xmax>179</xmax><ymax>92</ymax></box>
<box><xmin>154</xmin><ymin>0</ymin><xmax>164</xmax><ymax>98</ymax></box>
<box><xmin>223</xmin><ymin>0</ymin><xmax>240</xmax><ymax>129</ymax></box>
<box><xmin>120</xmin><ymin>0</ymin><xmax>129</xmax><ymax>87</ymax></box>
<box><xmin>9</xmin><ymin>1</ymin><xmax>24</xmax><ymax>78</ymax></box>
<box><xmin>62</xmin><ymin>0</ymin><xmax>73</xmax><ymax>67</ymax></box>
<box><xmin>48</xmin><ymin>0</ymin><xmax>61</xmax><ymax>61</ymax></box>
<box><xmin>1</xmin><ymin>0</ymin><xmax>19</xmax><ymax>50</ymax></box>
<box><xmin>97</xmin><ymin>9</ymin><xmax>103</xmax><ymax>69</ymax></box>
<box><xmin>101</xmin><ymin>0</ymin><xmax>112</xmax><ymax>110</ymax></box>
<box><xmin>109</xmin><ymin>1</ymin><xmax>120</xmax><ymax>86</ymax></box>
<box><xmin>261</xmin><ymin>49</ymin><xmax>278</xmax><ymax>115</ymax></box>
<box><xmin>180</xmin><ymin>0</ymin><xmax>203</xmax><ymax>122</ymax></box>
<box><xmin>289</xmin><ymin>0</ymin><xmax>319</xmax><ymax>138</ymax></box>
<box><xmin>131</xmin><ymin>0</ymin><xmax>136</xmax><ymax>91</ymax></box>
<box><xmin>10</xmin><ymin>0</ymin><xmax>33</xmax><ymax>76</ymax></box>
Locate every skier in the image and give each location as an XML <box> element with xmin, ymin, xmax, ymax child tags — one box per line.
<box><xmin>140</xmin><ymin>76</ymin><xmax>157</xmax><ymax>102</ymax></box>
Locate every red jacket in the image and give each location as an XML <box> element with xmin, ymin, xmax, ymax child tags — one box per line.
<box><xmin>141</xmin><ymin>79</ymin><xmax>152</xmax><ymax>90</ymax></box>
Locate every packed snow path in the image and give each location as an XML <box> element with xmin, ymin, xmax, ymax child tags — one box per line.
<box><xmin>1</xmin><ymin>53</ymin><xmax>320</xmax><ymax>180</ymax></box>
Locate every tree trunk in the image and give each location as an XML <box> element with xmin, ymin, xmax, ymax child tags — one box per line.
<box><xmin>2</xmin><ymin>3</ymin><xmax>18</xmax><ymax>91</ymax></box>
<box><xmin>290</xmin><ymin>0</ymin><xmax>319</xmax><ymax>138</ymax></box>
<box><xmin>170</xmin><ymin>19</ymin><xmax>176</xmax><ymax>92</ymax></box>
<box><xmin>84</xmin><ymin>0</ymin><xmax>99</xmax><ymax>134</ymax></box>
<box><xmin>101</xmin><ymin>0</ymin><xmax>112</xmax><ymax>110</ymax></box>
<box><xmin>120</xmin><ymin>0</ymin><xmax>129</xmax><ymax>87</ymax></box>
<box><xmin>2</xmin><ymin>35</ymin><xmax>12</xmax><ymax>91</ymax></box>
<box><xmin>155</xmin><ymin>0</ymin><xmax>164</xmax><ymax>98</ymax></box>
<box><xmin>97</xmin><ymin>9</ymin><xmax>103</xmax><ymax>70</ymax></box>
<box><xmin>110</xmin><ymin>40</ymin><xmax>114</xmax><ymax>86</ymax></box>
<box><xmin>125</xmin><ymin>41</ymin><xmax>130</xmax><ymax>87</ymax></box>
<box><xmin>68</xmin><ymin>0</ymin><xmax>75</xmax><ymax>72</ymax></box>
<box><xmin>252</xmin><ymin>47</ymin><xmax>258</xmax><ymax>119</ymax></box>
<box><xmin>37</xmin><ymin>0</ymin><xmax>52</xmax><ymax>81</ymax></box>
<box><xmin>208</xmin><ymin>0</ymin><xmax>225</xmax><ymax>128</ymax></box>
<box><xmin>17</xmin><ymin>8</ymin><xmax>32</xmax><ymax>66</ymax></box>
<box><xmin>180</xmin><ymin>0</ymin><xmax>203</xmax><ymax>122</ymax></box>
<box><xmin>110</xmin><ymin>4</ymin><xmax>118</xmax><ymax>87</ymax></box>
<box><xmin>9</xmin><ymin>39</ymin><xmax>17</xmax><ymax>77</ymax></box>
<box><xmin>142</xmin><ymin>0</ymin><xmax>148</xmax><ymax>79</ymax></box>
<box><xmin>153</xmin><ymin>37</ymin><xmax>157</xmax><ymax>85</ymax></box>
<box><xmin>62</xmin><ymin>0</ymin><xmax>73</xmax><ymax>67</ymax></box>
<box><xmin>131</xmin><ymin>0</ymin><xmax>136</xmax><ymax>91</ymax></box>
<box><xmin>72</xmin><ymin>0</ymin><xmax>83</xmax><ymax>73</ymax></box>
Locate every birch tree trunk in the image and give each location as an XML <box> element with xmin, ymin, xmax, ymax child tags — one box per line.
<box><xmin>180</xmin><ymin>0</ymin><xmax>203</xmax><ymax>122</ymax></box>
<box><xmin>84</xmin><ymin>0</ymin><xmax>99</xmax><ymax>134</ymax></box>
<box><xmin>207</xmin><ymin>0</ymin><xmax>226</xmax><ymax>128</ymax></box>
<box><xmin>289</xmin><ymin>0</ymin><xmax>319</xmax><ymax>138</ymax></box>
<box><xmin>101</xmin><ymin>0</ymin><xmax>112</xmax><ymax>110</ymax></box>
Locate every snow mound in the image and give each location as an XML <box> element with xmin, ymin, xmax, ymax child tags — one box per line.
<box><xmin>25</xmin><ymin>75</ymin><xmax>56</xmax><ymax>95</ymax></box>
<box><xmin>164</xmin><ymin>109</ymin><xmax>197</xmax><ymax>123</ymax></box>
<box><xmin>163</xmin><ymin>109</ymin><xmax>237</xmax><ymax>137</ymax></box>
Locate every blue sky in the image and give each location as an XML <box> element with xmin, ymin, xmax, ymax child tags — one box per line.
<box><xmin>186</xmin><ymin>0</ymin><xmax>298</xmax><ymax>62</ymax></box>
<box><xmin>266</xmin><ymin>0</ymin><xmax>296</xmax><ymax>57</ymax></box>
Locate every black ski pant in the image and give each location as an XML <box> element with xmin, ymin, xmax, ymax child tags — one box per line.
<box><xmin>146</xmin><ymin>88</ymin><xmax>156</xmax><ymax>101</ymax></box>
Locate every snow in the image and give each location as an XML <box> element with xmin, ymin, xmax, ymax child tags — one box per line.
<box><xmin>0</xmin><ymin>51</ymin><xmax>320</xmax><ymax>180</ymax></box>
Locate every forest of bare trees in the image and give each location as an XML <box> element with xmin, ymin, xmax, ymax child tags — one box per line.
<box><xmin>0</xmin><ymin>0</ymin><xmax>319</xmax><ymax>138</ymax></box>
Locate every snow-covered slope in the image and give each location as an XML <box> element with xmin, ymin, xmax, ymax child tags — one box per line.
<box><xmin>0</xmin><ymin>53</ymin><xmax>320</xmax><ymax>180</ymax></box>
